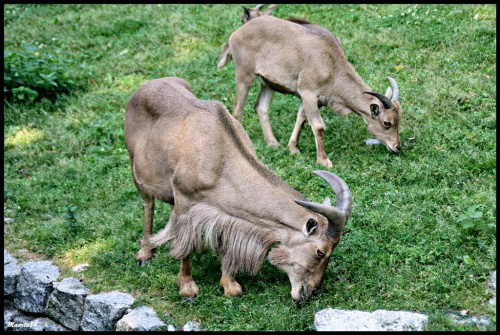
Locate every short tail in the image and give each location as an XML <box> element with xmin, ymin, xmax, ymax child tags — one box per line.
<box><xmin>217</xmin><ymin>42</ymin><xmax>231</xmax><ymax>70</ymax></box>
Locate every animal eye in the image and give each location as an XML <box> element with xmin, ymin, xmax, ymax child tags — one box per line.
<box><xmin>316</xmin><ymin>250</ymin><xmax>326</xmax><ymax>258</ymax></box>
<box><xmin>383</xmin><ymin>121</ymin><xmax>392</xmax><ymax>128</ymax></box>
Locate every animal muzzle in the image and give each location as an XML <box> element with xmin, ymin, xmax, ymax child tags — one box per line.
<box><xmin>294</xmin><ymin>284</ymin><xmax>314</xmax><ymax>303</ymax></box>
<box><xmin>386</xmin><ymin>143</ymin><xmax>402</xmax><ymax>154</ymax></box>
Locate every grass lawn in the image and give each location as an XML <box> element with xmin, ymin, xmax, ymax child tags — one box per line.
<box><xmin>3</xmin><ymin>4</ymin><xmax>496</xmax><ymax>331</ymax></box>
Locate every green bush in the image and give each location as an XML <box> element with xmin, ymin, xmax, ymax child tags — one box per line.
<box><xmin>4</xmin><ymin>42</ymin><xmax>76</xmax><ymax>103</ymax></box>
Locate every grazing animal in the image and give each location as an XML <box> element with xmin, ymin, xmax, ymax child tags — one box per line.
<box><xmin>217</xmin><ymin>15</ymin><xmax>402</xmax><ymax>168</ymax></box>
<box><xmin>124</xmin><ymin>77</ymin><xmax>352</xmax><ymax>302</ymax></box>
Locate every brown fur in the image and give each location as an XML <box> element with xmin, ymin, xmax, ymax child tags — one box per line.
<box><xmin>124</xmin><ymin>77</ymin><xmax>352</xmax><ymax>301</ymax></box>
<box><xmin>150</xmin><ymin>203</ymin><xmax>278</xmax><ymax>275</ymax></box>
<box><xmin>218</xmin><ymin>15</ymin><xmax>402</xmax><ymax>168</ymax></box>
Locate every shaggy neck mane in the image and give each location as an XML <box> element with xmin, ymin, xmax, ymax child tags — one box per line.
<box><xmin>149</xmin><ymin>203</ymin><xmax>280</xmax><ymax>276</ymax></box>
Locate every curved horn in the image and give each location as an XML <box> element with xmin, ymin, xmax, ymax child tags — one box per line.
<box><xmin>294</xmin><ymin>171</ymin><xmax>352</xmax><ymax>239</ymax></box>
<box><xmin>364</xmin><ymin>91</ymin><xmax>393</xmax><ymax>109</ymax></box>
<box><xmin>386</xmin><ymin>77</ymin><xmax>399</xmax><ymax>102</ymax></box>
<box><xmin>241</xmin><ymin>5</ymin><xmax>250</xmax><ymax>11</ymax></box>
<box><xmin>256</xmin><ymin>4</ymin><xmax>266</xmax><ymax>10</ymax></box>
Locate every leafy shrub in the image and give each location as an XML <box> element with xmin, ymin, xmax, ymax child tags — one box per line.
<box><xmin>4</xmin><ymin>42</ymin><xmax>76</xmax><ymax>103</ymax></box>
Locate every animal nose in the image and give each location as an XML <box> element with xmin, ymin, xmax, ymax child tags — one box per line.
<box><xmin>396</xmin><ymin>145</ymin><xmax>401</xmax><ymax>151</ymax></box>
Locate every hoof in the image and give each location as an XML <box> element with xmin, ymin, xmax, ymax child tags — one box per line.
<box><xmin>267</xmin><ymin>141</ymin><xmax>280</xmax><ymax>148</ymax></box>
<box><xmin>136</xmin><ymin>259</ymin><xmax>149</xmax><ymax>267</ymax></box>
<box><xmin>317</xmin><ymin>158</ymin><xmax>333</xmax><ymax>168</ymax></box>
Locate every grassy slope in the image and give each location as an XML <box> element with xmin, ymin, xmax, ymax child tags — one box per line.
<box><xmin>3</xmin><ymin>4</ymin><xmax>496</xmax><ymax>331</ymax></box>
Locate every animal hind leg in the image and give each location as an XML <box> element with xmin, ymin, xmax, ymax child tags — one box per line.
<box><xmin>135</xmin><ymin>185</ymin><xmax>156</xmax><ymax>266</ymax></box>
<box><xmin>177</xmin><ymin>256</ymin><xmax>200</xmax><ymax>297</ymax></box>
<box><xmin>254</xmin><ymin>84</ymin><xmax>279</xmax><ymax>147</ymax></box>
<box><xmin>301</xmin><ymin>92</ymin><xmax>333</xmax><ymax>168</ymax></box>
<box><xmin>232</xmin><ymin>71</ymin><xmax>255</xmax><ymax>122</ymax></box>
<box><xmin>287</xmin><ymin>101</ymin><xmax>306</xmax><ymax>154</ymax></box>
<box><xmin>220</xmin><ymin>269</ymin><xmax>242</xmax><ymax>297</ymax></box>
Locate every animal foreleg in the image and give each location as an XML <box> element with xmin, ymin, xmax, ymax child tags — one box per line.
<box><xmin>177</xmin><ymin>256</ymin><xmax>200</xmax><ymax>297</ymax></box>
<box><xmin>287</xmin><ymin>101</ymin><xmax>306</xmax><ymax>154</ymax></box>
<box><xmin>220</xmin><ymin>269</ymin><xmax>242</xmax><ymax>297</ymax></box>
<box><xmin>302</xmin><ymin>93</ymin><xmax>332</xmax><ymax>168</ymax></box>
<box><xmin>135</xmin><ymin>193</ymin><xmax>156</xmax><ymax>266</ymax></box>
<box><xmin>254</xmin><ymin>84</ymin><xmax>279</xmax><ymax>147</ymax></box>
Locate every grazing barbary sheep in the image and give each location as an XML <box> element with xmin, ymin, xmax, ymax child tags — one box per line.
<box><xmin>124</xmin><ymin>77</ymin><xmax>352</xmax><ymax>302</ymax></box>
<box><xmin>218</xmin><ymin>15</ymin><xmax>402</xmax><ymax>167</ymax></box>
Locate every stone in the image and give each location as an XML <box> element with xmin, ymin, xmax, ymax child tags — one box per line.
<box><xmin>167</xmin><ymin>324</ymin><xmax>176</xmax><ymax>331</ymax></box>
<box><xmin>81</xmin><ymin>290</ymin><xmax>135</xmax><ymax>331</ymax></box>
<box><xmin>4</xmin><ymin>253</ymin><xmax>21</xmax><ymax>297</ymax></box>
<box><xmin>448</xmin><ymin>313</ymin><xmax>491</xmax><ymax>327</ymax></box>
<box><xmin>4</xmin><ymin>249</ymin><xmax>17</xmax><ymax>264</ymax></box>
<box><xmin>4</xmin><ymin>218</ymin><xmax>14</xmax><ymax>223</ymax></box>
<box><xmin>488</xmin><ymin>270</ymin><xmax>496</xmax><ymax>306</ymax></box>
<box><xmin>72</xmin><ymin>263</ymin><xmax>90</xmax><ymax>273</ymax></box>
<box><xmin>365</xmin><ymin>139</ymin><xmax>382</xmax><ymax>145</ymax></box>
<box><xmin>182</xmin><ymin>320</ymin><xmax>201</xmax><ymax>331</ymax></box>
<box><xmin>314</xmin><ymin>308</ymin><xmax>428</xmax><ymax>331</ymax></box>
<box><xmin>46</xmin><ymin>277</ymin><xmax>90</xmax><ymax>330</ymax></box>
<box><xmin>4</xmin><ymin>304</ymin><xmax>23</xmax><ymax>331</ymax></box>
<box><xmin>13</xmin><ymin>261</ymin><xmax>60</xmax><ymax>313</ymax></box>
<box><xmin>11</xmin><ymin>314</ymin><xmax>68</xmax><ymax>331</ymax></box>
<box><xmin>116</xmin><ymin>306</ymin><xmax>166</xmax><ymax>331</ymax></box>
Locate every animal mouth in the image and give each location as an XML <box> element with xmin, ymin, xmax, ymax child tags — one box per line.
<box><xmin>300</xmin><ymin>284</ymin><xmax>311</xmax><ymax>302</ymax></box>
<box><xmin>387</xmin><ymin>146</ymin><xmax>400</xmax><ymax>154</ymax></box>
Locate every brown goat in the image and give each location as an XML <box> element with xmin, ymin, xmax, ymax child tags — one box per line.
<box><xmin>124</xmin><ymin>77</ymin><xmax>352</xmax><ymax>302</ymax></box>
<box><xmin>218</xmin><ymin>15</ymin><xmax>402</xmax><ymax>168</ymax></box>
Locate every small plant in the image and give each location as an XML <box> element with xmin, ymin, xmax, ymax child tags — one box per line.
<box><xmin>457</xmin><ymin>204</ymin><xmax>495</xmax><ymax>232</ymax></box>
<box><xmin>4</xmin><ymin>42</ymin><xmax>76</xmax><ymax>103</ymax></box>
<box><xmin>62</xmin><ymin>205</ymin><xmax>83</xmax><ymax>235</ymax></box>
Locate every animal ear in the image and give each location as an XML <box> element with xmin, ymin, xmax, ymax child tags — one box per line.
<box><xmin>263</xmin><ymin>4</ymin><xmax>276</xmax><ymax>15</ymax></box>
<box><xmin>242</xmin><ymin>5</ymin><xmax>251</xmax><ymax>21</ymax></box>
<box><xmin>385</xmin><ymin>86</ymin><xmax>393</xmax><ymax>99</ymax></box>
<box><xmin>268</xmin><ymin>245</ymin><xmax>290</xmax><ymax>265</ymax></box>
<box><xmin>304</xmin><ymin>218</ymin><xmax>318</xmax><ymax>235</ymax></box>
<box><xmin>370</xmin><ymin>104</ymin><xmax>379</xmax><ymax>118</ymax></box>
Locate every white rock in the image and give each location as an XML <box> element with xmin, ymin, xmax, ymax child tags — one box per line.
<box><xmin>4</xmin><ymin>218</ymin><xmax>14</xmax><ymax>223</ymax></box>
<box><xmin>116</xmin><ymin>306</ymin><xmax>166</xmax><ymax>331</ymax></box>
<box><xmin>488</xmin><ymin>270</ymin><xmax>496</xmax><ymax>306</ymax></box>
<box><xmin>314</xmin><ymin>308</ymin><xmax>428</xmax><ymax>331</ymax></box>
<box><xmin>365</xmin><ymin>139</ymin><xmax>382</xmax><ymax>146</ymax></box>
<box><xmin>167</xmin><ymin>324</ymin><xmax>176</xmax><ymax>331</ymax></box>
<box><xmin>182</xmin><ymin>321</ymin><xmax>201</xmax><ymax>331</ymax></box>
<box><xmin>448</xmin><ymin>313</ymin><xmax>491</xmax><ymax>327</ymax></box>
<box><xmin>71</xmin><ymin>263</ymin><xmax>90</xmax><ymax>273</ymax></box>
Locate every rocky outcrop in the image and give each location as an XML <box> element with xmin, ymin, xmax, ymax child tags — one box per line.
<box><xmin>3</xmin><ymin>249</ymin><xmax>172</xmax><ymax>331</ymax></box>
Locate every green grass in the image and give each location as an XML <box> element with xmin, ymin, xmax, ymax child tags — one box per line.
<box><xmin>3</xmin><ymin>4</ymin><xmax>496</xmax><ymax>331</ymax></box>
